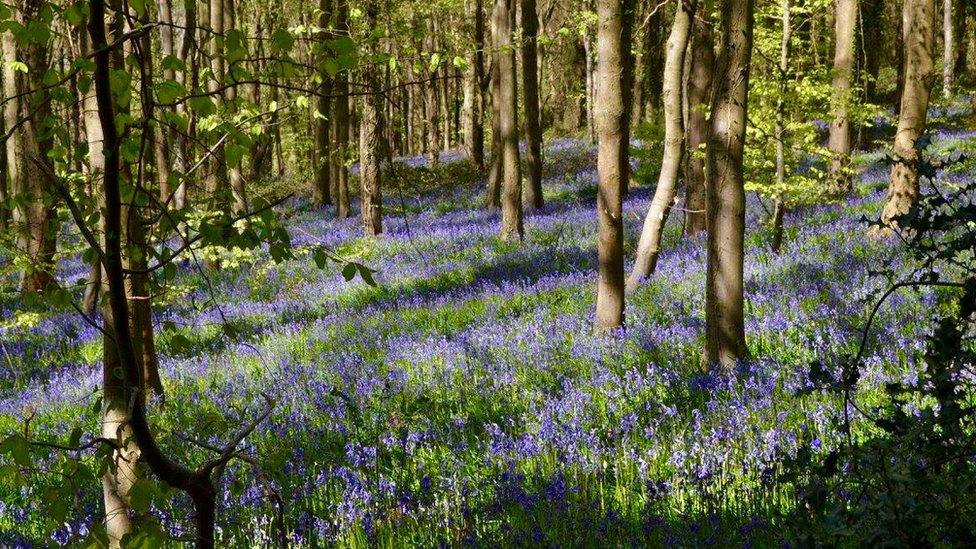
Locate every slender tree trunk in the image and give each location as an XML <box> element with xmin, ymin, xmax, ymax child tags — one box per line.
<box><xmin>206</xmin><ymin>0</ymin><xmax>229</xmax><ymax>211</ymax></box>
<box><xmin>81</xmin><ymin>5</ymin><xmax>138</xmax><ymax>543</ymax></box>
<box><xmin>593</xmin><ymin>0</ymin><xmax>634</xmax><ymax>331</ymax></box>
<box><xmin>878</xmin><ymin>0</ymin><xmax>936</xmax><ymax>231</ymax></box>
<box><xmin>943</xmin><ymin>0</ymin><xmax>954</xmax><ymax>97</ymax></box>
<box><xmin>463</xmin><ymin>0</ymin><xmax>486</xmax><ymax>169</ymax></box>
<box><xmin>705</xmin><ymin>0</ymin><xmax>754</xmax><ymax>369</ymax></box>
<box><xmin>334</xmin><ymin>2</ymin><xmax>352</xmax><ymax>218</ymax></box>
<box><xmin>361</xmin><ymin>0</ymin><xmax>383</xmax><ymax>236</ymax></box>
<box><xmin>683</xmin><ymin>2</ymin><xmax>712</xmax><ymax>236</ymax></box>
<box><xmin>772</xmin><ymin>0</ymin><xmax>791</xmax><ymax>253</ymax></box>
<box><xmin>521</xmin><ymin>0</ymin><xmax>544</xmax><ymax>210</ymax></box>
<box><xmin>494</xmin><ymin>0</ymin><xmax>523</xmax><ymax>241</ymax></box>
<box><xmin>424</xmin><ymin>21</ymin><xmax>442</xmax><ymax>167</ymax></box>
<box><xmin>583</xmin><ymin>25</ymin><xmax>596</xmax><ymax>143</ymax></box>
<box><xmin>172</xmin><ymin>0</ymin><xmax>196</xmax><ymax>212</ymax></box>
<box><xmin>627</xmin><ymin>0</ymin><xmax>697</xmax><ymax>289</ymax></box>
<box><xmin>486</xmin><ymin>49</ymin><xmax>503</xmax><ymax>209</ymax></box>
<box><xmin>0</xmin><ymin>33</ymin><xmax>17</xmax><ymax>235</ymax></box>
<box><xmin>827</xmin><ymin>0</ymin><xmax>857</xmax><ymax>195</ymax></box>
<box><xmin>312</xmin><ymin>0</ymin><xmax>334</xmax><ymax>207</ymax></box>
<box><xmin>155</xmin><ymin>0</ymin><xmax>175</xmax><ymax>202</ymax></box>
<box><xmin>952</xmin><ymin>0</ymin><xmax>967</xmax><ymax>76</ymax></box>
<box><xmin>224</xmin><ymin>0</ymin><xmax>247</xmax><ymax>214</ymax></box>
<box><xmin>12</xmin><ymin>0</ymin><xmax>58</xmax><ymax>294</ymax></box>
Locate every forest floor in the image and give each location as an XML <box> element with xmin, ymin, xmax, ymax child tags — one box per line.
<box><xmin>2</xmin><ymin>102</ymin><xmax>975</xmax><ymax>545</ymax></box>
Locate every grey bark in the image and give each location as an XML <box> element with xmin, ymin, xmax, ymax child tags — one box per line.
<box><xmin>627</xmin><ymin>0</ymin><xmax>697</xmax><ymax>289</ymax></box>
<box><xmin>705</xmin><ymin>0</ymin><xmax>754</xmax><ymax>368</ymax></box>
<box><xmin>593</xmin><ymin>0</ymin><xmax>635</xmax><ymax>331</ymax></box>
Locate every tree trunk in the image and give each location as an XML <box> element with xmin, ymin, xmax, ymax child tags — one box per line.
<box><xmin>463</xmin><ymin>0</ymin><xmax>486</xmax><ymax>169</ymax></box>
<box><xmin>12</xmin><ymin>0</ymin><xmax>58</xmax><ymax>294</ymax></box>
<box><xmin>878</xmin><ymin>0</ymin><xmax>936</xmax><ymax>231</ymax></box>
<box><xmin>0</xmin><ymin>33</ymin><xmax>17</xmax><ymax>235</ymax></box>
<box><xmin>81</xmin><ymin>6</ymin><xmax>137</xmax><ymax>543</ymax></box>
<box><xmin>206</xmin><ymin>0</ymin><xmax>229</xmax><ymax>214</ymax></box>
<box><xmin>683</xmin><ymin>2</ymin><xmax>713</xmax><ymax>236</ymax></box>
<box><xmin>361</xmin><ymin>0</ymin><xmax>383</xmax><ymax>236</ymax></box>
<box><xmin>952</xmin><ymin>0</ymin><xmax>967</xmax><ymax>76</ymax></box>
<box><xmin>943</xmin><ymin>0</ymin><xmax>954</xmax><ymax>97</ymax></box>
<box><xmin>705</xmin><ymin>0</ymin><xmax>754</xmax><ymax>369</ymax></box>
<box><xmin>425</xmin><ymin>21</ymin><xmax>442</xmax><ymax>167</ymax></box>
<box><xmin>627</xmin><ymin>0</ymin><xmax>697</xmax><ymax>289</ymax></box>
<box><xmin>521</xmin><ymin>0</ymin><xmax>544</xmax><ymax>211</ymax></box>
<box><xmin>486</xmin><ymin>44</ymin><xmax>503</xmax><ymax>209</ymax></box>
<box><xmin>827</xmin><ymin>0</ymin><xmax>857</xmax><ymax>195</ymax></box>
<box><xmin>334</xmin><ymin>1</ymin><xmax>352</xmax><ymax>218</ymax></box>
<box><xmin>494</xmin><ymin>0</ymin><xmax>523</xmax><ymax>241</ymax></box>
<box><xmin>312</xmin><ymin>0</ymin><xmax>334</xmax><ymax>207</ymax></box>
<box><xmin>583</xmin><ymin>25</ymin><xmax>596</xmax><ymax>143</ymax></box>
<box><xmin>593</xmin><ymin>0</ymin><xmax>634</xmax><ymax>332</ymax></box>
<box><xmin>772</xmin><ymin>0</ymin><xmax>791</xmax><ymax>253</ymax></box>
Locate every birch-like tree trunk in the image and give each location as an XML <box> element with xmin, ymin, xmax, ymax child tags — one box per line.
<box><xmin>943</xmin><ymin>0</ymin><xmax>954</xmax><ymax>97</ymax></box>
<box><xmin>627</xmin><ymin>0</ymin><xmax>697</xmax><ymax>289</ymax></box>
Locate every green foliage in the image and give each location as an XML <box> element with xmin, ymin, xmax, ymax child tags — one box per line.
<box><xmin>787</xmin><ymin>143</ymin><xmax>976</xmax><ymax>545</ymax></box>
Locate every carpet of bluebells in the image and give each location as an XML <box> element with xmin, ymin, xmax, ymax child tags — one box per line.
<box><xmin>1</xmin><ymin>106</ymin><xmax>974</xmax><ymax>545</ymax></box>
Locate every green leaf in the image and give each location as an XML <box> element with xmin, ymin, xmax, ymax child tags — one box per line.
<box><xmin>313</xmin><ymin>248</ymin><xmax>329</xmax><ymax>269</ymax></box>
<box><xmin>428</xmin><ymin>52</ymin><xmax>441</xmax><ymax>72</ymax></box>
<box><xmin>0</xmin><ymin>434</ymin><xmax>30</xmax><ymax>467</ymax></box>
<box><xmin>154</xmin><ymin>79</ymin><xmax>186</xmax><ymax>104</ymax></box>
<box><xmin>64</xmin><ymin>2</ymin><xmax>87</xmax><ymax>27</ymax></box>
<box><xmin>129</xmin><ymin>0</ymin><xmax>146</xmax><ymax>16</ymax></box>
<box><xmin>160</xmin><ymin>54</ymin><xmax>185</xmax><ymax>72</ymax></box>
<box><xmin>68</xmin><ymin>426</ymin><xmax>83</xmax><ymax>448</ymax></box>
<box><xmin>341</xmin><ymin>262</ymin><xmax>357</xmax><ymax>281</ymax></box>
<box><xmin>128</xmin><ymin>478</ymin><xmax>154</xmax><ymax>514</ymax></box>
<box><xmin>357</xmin><ymin>264</ymin><xmax>377</xmax><ymax>287</ymax></box>
<box><xmin>271</xmin><ymin>28</ymin><xmax>295</xmax><ymax>53</ymax></box>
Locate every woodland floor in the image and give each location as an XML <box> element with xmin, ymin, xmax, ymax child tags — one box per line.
<box><xmin>1</xmin><ymin>102</ymin><xmax>975</xmax><ymax>545</ymax></box>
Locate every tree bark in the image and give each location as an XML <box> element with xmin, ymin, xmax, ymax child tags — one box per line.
<box><xmin>521</xmin><ymin>0</ymin><xmax>544</xmax><ymax>211</ymax></box>
<box><xmin>772</xmin><ymin>0</ymin><xmax>791</xmax><ymax>253</ymax></box>
<box><xmin>463</xmin><ymin>0</ymin><xmax>486</xmax><ymax>170</ymax></box>
<box><xmin>827</xmin><ymin>0</ymin><xmax>857</xmax><ymax>195</ymax></box>
<box><xmin>11</xmin><ymin>0</ymin><xmax>58</xmax><ymax>294</ymax></box>
<box><xmin>335</xmin><ymin>0</ymin><xmax>352</xmax><ymax>218</ymax></box>
<box><xmin>705</xmin><ymin>0</ymin><xmax>754</xmax><ymax>369</ymax></box>
<box><xmin>878</xmin><ymin>0</ymin><xmax>936</xmax><ymax>231</ymax></box>
<box><xmin>683</xmin><ymin>2</ymin><xmax>713</xmax><ymax>236</ymax></box>
<box><xmin>952</xmin><ymin>0</ymin><xmax>967</xmax><ymax>76</ymax></box>
<box><xmin>494</xmin><ymin>0</ymin><xmax>523</xmax><ymax>241</ymax></box>
<box><xmin>943</xmin><ymin>0</ymin><xmax>954</xmax><ymax>97</ymax></box>
<box><xmin>360</xmin><ymin>0</ymin><xmax>383</xmax><ymax>236</ymax></box>
<box><xmin>627</xmin><ymin>0</ymin><xmax>697</xmax><ymax>289</ymax></box>
<box><xmin>0</xmin><ymin>32</ymin><xmax>16</xmax><ymax>235</ymax></box>
<box><xmin>312</xmin><ymin>0</ymin><xmax>334</xmax><ymax>207</ymax></box>
<box><xmin>593</xmin><ymin>0</ymin><xmax>634</xmax><ymax>332</ymax></box>
<box><xmin>486</xmin><ymin>58</ymin><xmax>503</xmax><ymax>209</ymax></box>
<box><xmin>424</xmin><ymin>21</ymin><xmax>442</xmax><ymax>167</ymax></box>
